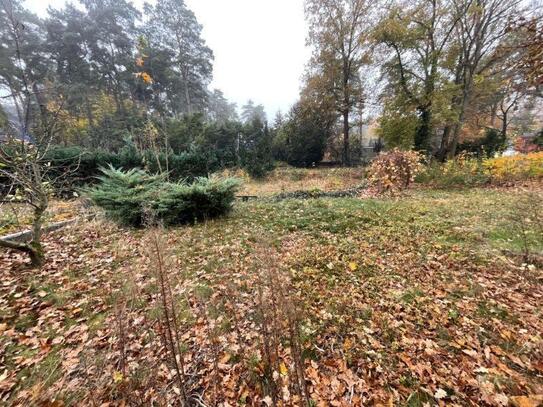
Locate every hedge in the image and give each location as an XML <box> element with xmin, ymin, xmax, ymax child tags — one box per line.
<box><xmin>43</xmin><ymin>145</ymin><xmax>221</xmax><ymax>192</ymax></box>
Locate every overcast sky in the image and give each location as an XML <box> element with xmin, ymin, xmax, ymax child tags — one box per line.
<box><xmin>24</xmin><ymin>0</ymin><xmax>311</xmax><ymax>118</ymax></box>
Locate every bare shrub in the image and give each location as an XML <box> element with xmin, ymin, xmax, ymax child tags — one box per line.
<box><xmin>147</xmin><ymin>229</ymin><xmax>189</xmax><ymax>405</ymax></box>
<box><xmin>510</xmin><ymin>191</ymin><xmax>543</xmax><ymax>265</ymax></box>
<box><xmin>367</xmin><ymin>149</ymin><xmax>423</xmax><ymax>193</ymax></box>
<box><xmin>253</xmin><ymin>245</ymin><xmax>311</xmax><ymax>406</ymax></box>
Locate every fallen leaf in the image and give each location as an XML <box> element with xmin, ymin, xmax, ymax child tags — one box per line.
<box><xmin>434</xmin><ymin>388</ymin><xmax>447</xmax><ymax>399</ymax></box>
<box><xmin>112</xmin><ymin>371</ymin><xmax>124</xmax><ymax>383</ymax></box>
<box><xmin>509</xmin><ymin>395</ymin><xmax>543</xmax><ymax>407</ymax></box>
<box><xmin>279</xmin><ymin>362</ymin><xmax>288</xmax><ymax>376</ymax></box>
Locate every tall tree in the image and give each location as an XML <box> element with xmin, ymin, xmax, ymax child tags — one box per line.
<box><xmin>45</xmin><ymin>3</ymin><xmax>97</xmax><ymax>139</ymax></box>
<box><xmin>206</xmin><ymin>89</ymin><xmax>238</xmax><ymax>123</ymax></box>
<box><xmin>376</xmin><ymin>0</ymin><xmax>460</xmax><ymax>152</ymax></box>
<box><xmin>277</xmin><ymin>100</ymin><xmax>335</xmax><ymax>167</ymax></box>
<box><xmin>443</xmin><ymin>0</ymin><xmax>520</xmax><ymax>157</ymax></box>
<box><xmin>0</xmin><ymin>0</ymin><xmax>49</xmax><ymax>134</ymax></box>
<box><xmin>240</xmin><ymin>117</ymin><xmax>274</xmax><ymax>177</ymax></box>
<box><xmin>305</xmin><ymin>0</ymin><xmax>373</xmax><ymax>165</ymax></box>
<box><xmin>508</xmin><ymin>11</ymin><xmax>543</xmax><ymax>97</ymax></box>
<box><xmin>143</xmin><ymin>0</ymin><xmax>213</xmax><ymax>116</ymax></box>
<box><xmin>241</xmin><ymin>99</ymin><xmax>266</xmax><ymax>123</ymax></box>
<box><xmin>80</xmin><ymin>0</ymin><xmax>141</xmax><ymax>116</ymax></box>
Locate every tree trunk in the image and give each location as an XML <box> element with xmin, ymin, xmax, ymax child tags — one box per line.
<box><xmin>490</xmin><ymin>103</ymin><xmax>497</xmax><ymax>127</ymax></box>
<box><xmin>28</xmin><ymin>163</ymin><xmax>48</xmax><ymax>267</ymax></box>
<box><xmin>0</xmin><ymin>165</ymin><xmax>48</xmax><ymax>268</ymax></box>
<box><xmin>85</xmin><ymin>95</ymin><xmax>95</xmax><ymax>128</ymax></box>
<box><xmin>448</xmin><ymin>91</ymin><xmax>469</xmax><ymax>159</ymax></box>
<box><xmin>10</xmin><ymin>92</ymin><xmax>24</xmax><ymax>129</ymax></box>
<box><xmin>0</xmin><ymin>238</ymin><xmax>44</xmax><ymax>267</ymax></box>
<box><xmin>448</xmin><ymin>123</ymin><xmax>462</xmax><ymax>159</ymax></box>
<box><xmin>112</xmin><ymin>91</ymin><xmax>122</xmax><ymax>115</ymax></box>
<box><xmin>28</xmin><ymin>241</ymin><xmax>45</xmax><ymax>267</ymax></box>
<box><xmin>182</xmin><ymin>67</ymin><xmax>192</xmax><ymax>115</ymax></box>
<box><xmin>342</xmin><ymin>110</ymin><xmax>350</xmax><ymax>166</ymax></box>
<box><xmin>501</xmin><ymin>110</ymin><xmax>508</xmax><ymax>140</ymax></box>
<box><xmin>415</xmin><ymin>106</ymin><xmax>432</xmax><ymax>152</ymax></box>
<box><xmin>437</xmin><ymin>125</ymin><xmax>451</xmax><ymax>161</ymax></box>
<box><xmin>184</xmin><ymin>83</ymin><xmax>192</xmax><ymax>115</ymax></box>
<box><xmin>32</xmin><ymin>82</ymin><xmax>49</xmax><ymax>131</ymax></box>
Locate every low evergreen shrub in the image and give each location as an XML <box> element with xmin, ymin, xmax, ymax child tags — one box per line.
<box><xmin>85</xmin><ymin>167</ymin><xmax>240</xmax><ymax>227</ymax></box>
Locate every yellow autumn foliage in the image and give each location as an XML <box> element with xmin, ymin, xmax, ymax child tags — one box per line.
<box><xmin>417</xmin><ymin>151</ymin><xmax>543</xmax><ymax>187</ymax></box>
<box><xmin>484</xmin><ymin>152</ymin><xmax>543</xmax><ymax>181</ymax></box>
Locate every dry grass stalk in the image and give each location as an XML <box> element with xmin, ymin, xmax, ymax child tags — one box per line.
<box><xmin>148</xmin><ymin>229</ymin><xmax>189</xmax><ymax>405</ymax></box>
<box><xmin>254</xmin><ymin>245</ymin><xmax>311</xmax><ymax>406</ymax></box>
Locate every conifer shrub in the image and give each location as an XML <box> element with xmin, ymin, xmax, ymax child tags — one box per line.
<box><xmin>85</xmin><ymin>167</ymin><xmax>240</xmax><ymax>227</ymax></box>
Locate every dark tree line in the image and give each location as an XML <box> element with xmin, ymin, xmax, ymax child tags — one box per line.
<box><xmin>0</xmin><ymin>0</ymin><xmax>285</xmax><ymax>179</ymax></box>
<box><xmin>0</xmin><ymin>0</ymin><xmax>234</xmax><ymax>147</ymax></box>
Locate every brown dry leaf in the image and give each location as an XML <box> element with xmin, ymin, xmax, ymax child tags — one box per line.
<box><xmin>509</xmin><ymin>395</ymin><xmax>543</xmax><ymax>407</ymax></box>
<box><xmin>343</xmin><ymin>337</ymin><xmax>353</xmax><ymax>351</ymax></box>
<box><xmin>262</xmin><ymin>395</ymin><xmax>273</xmax><ymax>406</ymax></box>
<box><xmin>219</xmin><ymin>352</ymin><xmax>231</xmax><ymax>364</ymax></box>
<box><xmin>39</xmin><ymin>400</ymin><xmax>65</xmax><ymax>407</ymax></box>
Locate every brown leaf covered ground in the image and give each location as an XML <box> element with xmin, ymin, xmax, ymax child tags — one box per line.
<box><xmin>1</xmin><ymin>185</ymin><xmax>542</xmax><ymax>406</ymax></box>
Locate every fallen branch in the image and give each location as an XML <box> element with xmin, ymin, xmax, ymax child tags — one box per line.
<box><xmin>0</xmin><ymin>218</ymin><xmax>78</xmax><ymax>243</ymax></box>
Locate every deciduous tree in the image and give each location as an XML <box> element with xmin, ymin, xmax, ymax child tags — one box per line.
<box><xmin>305</xmin><ymin>0</ymin><xmax>373</xmax><ymax>165</ymax></box>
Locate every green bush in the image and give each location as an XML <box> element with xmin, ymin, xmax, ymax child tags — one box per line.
<box><xmin>240</xmin><ymin>119</ymin><xmax>274</xmax><ymax>179</ymax></box>
<box><xmin>42</xmin><ymin>145</ymin><xmax>220</xmax><ymax>193</ymax></box>
<box><xmin>457</xmin><ymin>128</ymin><xmax>507</xmax><ymax>158</ymax></box>
<box><xmin>416</xmin><ymin>154</ymin><xmax>491</xmax><ymax>188</ymax></box>
<box><xmin>85</xmin><ymin>167</ymin><xmax>240</xmax><ymax>227</ymax></box>
<box><xmin>153</xmin><ymin>177</ymin><xmax>241</xmax><ymax>225</ymax></box>
<box><xmin>377</xmin><ymin>106</ymin><xmax>419</xmax><ymax>150</ymax></box>
<box><xmin>274</xmin><ymin>102</ymin><xmax>331</xmax><ymax>167</ymax></box>
<box><xmin>45</xmin><ymin>146</ymin><xmax>121</xmax><ymax>185</ymax></box>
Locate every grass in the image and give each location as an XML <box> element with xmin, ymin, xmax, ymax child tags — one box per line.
<box><xmin>1</xmin><ymin>179</ymin><xmax>542</xmax><ymax>405</ymax></box>
<box><xmin>223</xmin><ymin>165</ymin><xmax>366</xmax><ymax>196</ymax></box>
<box><xmin>0</xmin><ymin>199</ymin><xmax>81</xmax><ymax>235</ymax></box>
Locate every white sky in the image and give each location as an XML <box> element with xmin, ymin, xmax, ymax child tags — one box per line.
<box><xmin>24</xmin><ymin>0</ymin><xmax>311</xmax><ymax>118</ymax></box>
